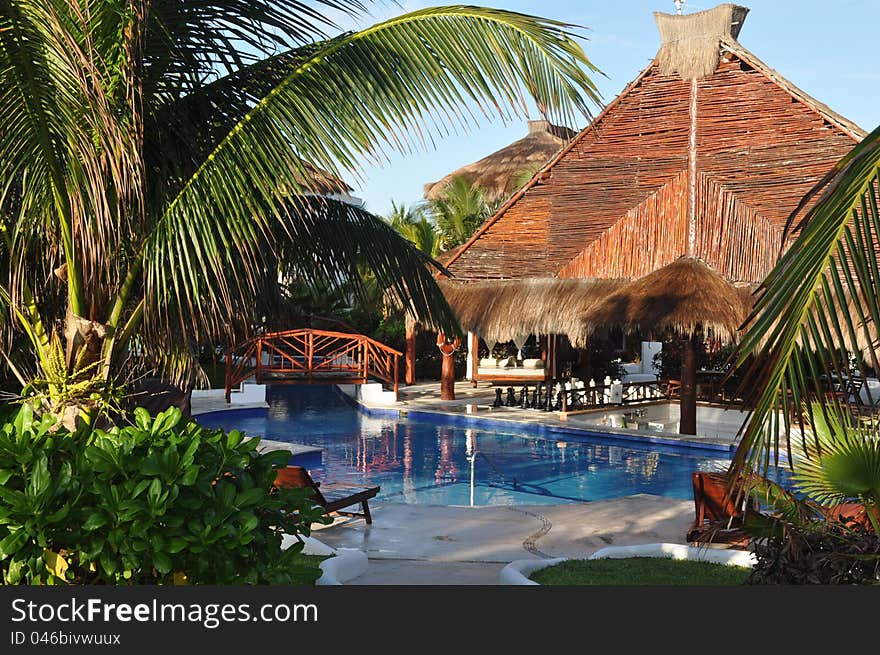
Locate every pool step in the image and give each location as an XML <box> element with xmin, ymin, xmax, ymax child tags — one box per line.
<box><xmin>337</xmin><ymin>382</ymin><xmax>398</xmax><ymax>406</ymax></box>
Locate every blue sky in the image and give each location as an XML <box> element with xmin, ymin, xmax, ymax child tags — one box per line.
<box><xmin>335</xmin><ymin>1</ymin><xmax>880</xmax><ymax>217</ymax></box>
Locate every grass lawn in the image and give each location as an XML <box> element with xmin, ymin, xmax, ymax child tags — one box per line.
<box><xmin>530</xmin><ymin>557</ymin><xmax>751</xmax><ymax>585</ymax></box>
<box><xmin>289</xmin><ymin>552</ymin><xmax>332</xmax><ymax>585</ymax></box>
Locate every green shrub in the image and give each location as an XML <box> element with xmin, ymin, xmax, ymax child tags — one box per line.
<box><xmin>0</xmin><ymin>404</ymin><xmax>328</xmax><ymax>585</ymax></box>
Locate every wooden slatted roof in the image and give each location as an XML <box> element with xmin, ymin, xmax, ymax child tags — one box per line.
<box><xmin>442</xmin><ymin>6</ymin><xmax>864</xmax><ymax>287</ymax></box>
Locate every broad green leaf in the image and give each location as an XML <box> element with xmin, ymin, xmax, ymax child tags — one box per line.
<box><xmin>82</xmin><ymin>513</ymin><xmax>109</xmax><ymax>531</ymax></box>
<box><xmin>0</xmin><ymin>528</ymin><xmax>29</xmax><ymax>558</ymax></box>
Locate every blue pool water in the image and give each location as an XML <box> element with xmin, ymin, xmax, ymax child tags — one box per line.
<box><xmin>197</xmin><ymin>386</ymin><xmax>736</xmax><ymax>506</ymax></box>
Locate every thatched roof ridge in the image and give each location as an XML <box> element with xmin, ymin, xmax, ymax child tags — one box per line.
<box><xmin>423</xmin><ymin>120</ymin><xmax>576</xmax><ymax>204</ymax></box>
<box><xmin>655</xmin><ymin>4</ymin><xmax>750</xmax><ymax>80</ymax></box>
<box><xmin>439</xmin><ymin>277</ymin><xmax>625</xmax><ymax>348</ymax></box>
<box><xmin>299</xmin><ymin>161</ymin><xmax>353</xmax><ymax>195</ymax></box>
<box><xmin>587</xmin><ymin>257</ymin><xmax>755</xmax><ymax>341</ymax></box>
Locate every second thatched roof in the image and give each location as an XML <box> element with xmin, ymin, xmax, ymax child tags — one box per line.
<box><xmin>439</xmin><ymin>277</ymin><xmax>625</xmax><ymax>347</ymax></box>
<box><xmin>587</xmin><ymin>256</ymin><xmax>755</xmax><ymax>341</ymax></box>
<box><xmin>423</xmin><ymin>120</ymin><xmax>576</xmax><ymax>204</ymax></box>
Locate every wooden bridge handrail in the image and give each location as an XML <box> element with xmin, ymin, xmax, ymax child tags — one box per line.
<box><xmin>257</xmin><ymin>328</ymin><xmax>403</xmax><ymax>357</ymax></box>
<box><xmin>225</xmin><ymin>328</ymin><xmax>400</xmax><ymax>401</ymax></box>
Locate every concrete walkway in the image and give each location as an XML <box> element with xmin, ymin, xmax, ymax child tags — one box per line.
<box><xmin>311</xmin><ymin>495</ymin><xmax>695</xmax><ymax>584</ymax></box>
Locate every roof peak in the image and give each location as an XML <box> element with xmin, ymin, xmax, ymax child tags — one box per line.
<box><xmin>655</xmin><ymin>3</ymin><xmax>750</xmax><ymax>79</ymax></box>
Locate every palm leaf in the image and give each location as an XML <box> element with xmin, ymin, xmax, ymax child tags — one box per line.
<box><xmin>791</xmin><ymin>408</ymin><xmax>880</xmax><ymax>507</ymax></box>
<box><xmin>0</xmin><ymin>0</ymin><xmax>141</xmax><ymax>319</ymax></box>
<box><xmin>143</xmin><ymin>6</ymin><xmax>601</xmax><ymax>346</ymax></box>
<box><xmin>731</xmin><ymin>123</ymin><xmax>880</xmax><ymax>481</ymax></box>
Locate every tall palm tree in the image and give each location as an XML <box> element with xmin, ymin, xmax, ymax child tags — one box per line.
<box><xmin>730</xmin><ymin>124</ymin><xmax>880</xmax><ymax>524</ymax></box>
<box><xmin>0</xmin><ymin>1</ymin><xmax>601</xmax><ymax>421</ymax></box>
<box><xmin>429</xmin><ymin>176</ymin><xmax>499</xmax><ymax>251</ymax></box>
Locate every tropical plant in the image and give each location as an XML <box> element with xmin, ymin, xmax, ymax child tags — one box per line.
<box><xmin>509</xmin><ymin>163</ymin><xmax>544</xmax><ymax>193</ymax></box>
<box><xmin>0</xmin><ymin>404</ymin><xmax>327</xmax><ymax>584</ymax></box>
<box><xmin>0</xmin><ymin>1</ymin><xmax>602</xmax><ymax>424</ymax></box>
<box><xmin>386</xmin><ymin>201</ymin><xmax>440</xmax><ymax>258</ymax></box>
<box><xmin>729</xmin><ymin>122</ymin><xmax>880</xmax><ymax>521</ymax></box>
<box><xmin>741</xmin><ymin>474</ymin><xmax>880</xmax><ymax>584</ymax></box>
<box><xmin>788</xmin><ymin>408</ymin><xmax>880</xmax><ymax>533</ymax></box>
<box><xmin>428</xmin><ymin>176</ymin><xmax>500</xmax><ymax>251</ymax></box>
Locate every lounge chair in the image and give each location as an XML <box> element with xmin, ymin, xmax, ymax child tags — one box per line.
<box><xmin>274</xmin><ymin>466</ymin><xmax>380</xmax><ymax>524</ymax></box>
<box><xmin>686</xmin><ymin>471</ymin><xmax>755</xmax><ymax>548</ymax></box>
<box><xmin>821</xmin><ymin>502</ymin><xmax>875</xmax><ymax>532</ymax></box>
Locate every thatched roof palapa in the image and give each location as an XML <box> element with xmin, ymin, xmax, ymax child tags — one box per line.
<box><xmin>423</xmin><ymin>120</ymin><xmax>576</xmax><ymax>204</ymax></box>
<box><xmin>588</xmin><ymin>257</ymin><xmax>755</xmax><ymax>342</ymax></box>
<box><xmin>439</xmin><ymin>278</ymin><xmax>626</xmax><ymax>348</ymax></box>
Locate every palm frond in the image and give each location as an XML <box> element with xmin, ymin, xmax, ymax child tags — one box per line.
<box><xmin>143</xmin><ymin>6</ymin><xmax>601</xmax><ymax>345</ymax></box>
<box><xmin>791</xmin><ymin>408</ymin><xmax>880</xmax><ymax>506</ymax></box>
<box><xmin>143</xmin><ymin>0</ymin><xmax>368</xmax><ymax>98</ymax></box>
<box><xmin>732</xmin><ymin>123</ymin><xmax>880</xmax><ymax>478</ymax></box>
<box><xmin>144</xmin><ymin>195</ymin><xmax>455</xmax><ymax>344</ymax></box>
<box><xmin>0</xmin><ymin>0</ymin><xmax>142</xmax><ymax>318</ymax></box>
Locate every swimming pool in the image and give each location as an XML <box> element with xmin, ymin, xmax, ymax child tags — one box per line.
<box><xmin>197</xmin><ymin>386</ymin><xmax>735</xmax><ymax>506</ymax></box>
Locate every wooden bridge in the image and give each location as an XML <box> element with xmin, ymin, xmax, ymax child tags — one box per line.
<box><xmin>225</xmin><ymin>328</ymin><xmax>401</xmax><ymax>402</ymax></box>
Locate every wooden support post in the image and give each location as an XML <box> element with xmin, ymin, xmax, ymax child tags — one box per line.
<box><xmin>469</xmin><ymin>332</ymin><xmax>479</xmax><ymax>387</ymax></box>
<box><xmin>437</xmin><ymin>332</ymin><xmax>458</xmax><ymax>401</ymax></box>
<box><xmin>393</xmin><ymin>356</ymin><xmax>399</xmax><ymax>399</ymax></box>
<box><xmin>441</xmin><ymin>350</ymin><xmax>455</xmax><ymax>401</ymax></box>
<box><xmin>680</xmin><ymin>335</ymin><xmax>698</xmax><ymax>435</ymax></box>
<box><xmin>256</xmin><ymin>339</ymin><xmax>263</xmax><ymax>385</ymax></box>
<box><xmin>405</xmin><ymin>319</ymin><xmax>416</xmax><ymax>386</ymax></box>
<box><xmin>578</xmin><ymin>339</ymin><xmax>591</xmax><ymax>380</ymax></box>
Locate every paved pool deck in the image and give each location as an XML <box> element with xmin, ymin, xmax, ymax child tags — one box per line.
<box><xmin>312</xmin><ymin>495</ymin><xmax>698</xmax><ymax>584</ymax></box>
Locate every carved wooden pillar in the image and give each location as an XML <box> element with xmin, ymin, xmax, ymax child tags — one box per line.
<box><xmin>437</xmin><ymin>332</ymin><xmax>460</xmax><ymax>401</ymax></box>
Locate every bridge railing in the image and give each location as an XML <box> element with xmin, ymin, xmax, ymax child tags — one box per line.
<box><xmin>225</xmin><ymin>329</ymin><xmax>401</xmax><ymax>402</ymax></box>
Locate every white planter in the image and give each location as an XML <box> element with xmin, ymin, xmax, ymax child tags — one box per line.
<box><xmin>281</xmin><ymin>534</ymin><xmax>368</xmax><ymax>585</ymax></box>
<box><xmin>500</xmin><ymin>557</ymin><xmax>568</xmax><ymax>585</ymax></box>
<box><xmin>316</xmin><ymin>549</ymin><xmax>368</xmax><ymax>586</ymax></box>
<box><xmin>589</xmin><ymin>543</ymin><xmax>755</xmax><ymax>568</ymax></box>
<box><xmin>500</xmin><ymin>543</ymin><xmax>754</xmax><ymax>585</ymax></box>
